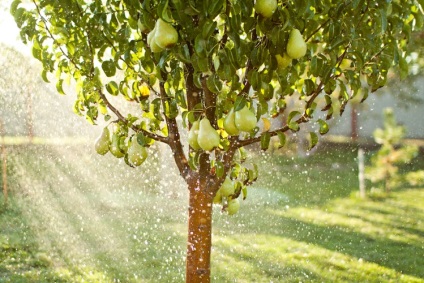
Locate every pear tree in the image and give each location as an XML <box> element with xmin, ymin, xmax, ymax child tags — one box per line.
<box><xmin>11</xmin><ymin>0</ymin><xmax>423</xmax><ymax>282</ymax></box>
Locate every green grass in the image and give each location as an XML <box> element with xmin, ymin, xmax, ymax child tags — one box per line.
<box><xmin>0</xmin><ymin>143</ymin><xmax>423</xmax><ymax>282</ymax></box>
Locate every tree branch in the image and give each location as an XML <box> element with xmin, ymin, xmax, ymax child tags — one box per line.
<box><xmin>236</xmin><ymin>80</ymin><xmax>327</xmax><ymax>147</ymax></box>
<box><xmin>97</xmin><ymin>90</ymin><xmax>169</xmax><ymax>144</ymax></box>
<box><xmin>32</xmin><ymin>0</ymin><xmax>82</xmax><ymax>72</ymax></box>
<box><xmin>185</xmin><ymin>63</ymin><xmax>202</xmax><ymax>119</ymax></box>
<box><xmin>201</xmin><ymin>77</ymin><xmax>217</xmax><ymax>127</ymax></box>
<box><xmin>159</xmin><ymin>75</ymin><xmax>191</xmax><ymax>180</ymax></box>
<box><xmin>212</xmin><ymin>145</ymin><xmax>237</xmax><ymax>193</ymax></box>
<box><xmin>239</xmin><ymin>29</ymin><xmax>258</xmax><ymax>97</ymax></box>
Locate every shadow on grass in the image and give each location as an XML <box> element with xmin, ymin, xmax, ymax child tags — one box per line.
<box><xmin>212</xmin><ymin>187</ymin><xmax>424</xmax><ymax>281</ymax></box>
<box><xmin>275</xmin><ymin>216</ymin><xmax>424</xmax><ymax>279</ymax></box>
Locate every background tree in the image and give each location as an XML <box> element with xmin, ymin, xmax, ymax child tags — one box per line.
<box><xmin>365</xmin><ymin>108</ymin><xmax>419</xmax><ymax>192</ymax></box>
<box><xmin>11</xmin><ymin>0</ymin><xmax>423</xmax><ymax>282</ymax></box>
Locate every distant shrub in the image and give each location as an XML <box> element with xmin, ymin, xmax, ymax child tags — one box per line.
<box><xmin>365</xmin><ymin>108</ymin><xmax>419</xmax><ymax>191</ymax></box>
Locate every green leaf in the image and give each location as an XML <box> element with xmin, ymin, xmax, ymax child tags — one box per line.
<box><xmin>215</xmin><ymin>161</ymin><xmax>224</xmax><ymax>178</ymax></box>
<box><xmin>10</xmin><ymin>0</ymin><xmax>21</xmax><ymax>16</ymax></box>
<box><xmin>308</xmin><ymin>132</ymin><xmax>318</xmax><ymax>150</ymax></box>
<box><xmin>321</xmin><ymin>95</ymin><xmax>332</xmax><ymax>111</ymax></box>
<box><xmin>13</xmin><ymin>7</ymin><xmax>26</xmax><ymax>28</ymax></box>
<box><xmin>197</xmin><ymin>56</ymin><xmax>209</xmax><ymax>73</ymax></box>
<box><xmin>193</xmin><ymin>72</ymin><xmax>202</xmax><ymax>89</ymax></box>
<box><xmin>207</xmin><ymin>0</ymin><xmax>224</xmax><ymax>18</ymax></box>
<box><xmin>102</xmin><ymin>60</ymin><xmax>116</xmax><ymax>77</ymax></box>
<box><xmin>287</xmin><ymin>111</ymin><xmax>301</xmax><ymax>124</ymax></box>
<box><xmin>137</xmin><ymin>132</ymin><xmax>148</xmax><ymax>146</ymax></box>
<box><xmin>56</xmin><ymin>79</ymin><xmax>65</xmax><ymax>95</ymax></box>
<box><xmin>360</xmin><ymin>88</ymin><xmax>369</xmax><ymax>103</ymax></box>
<box><xmin>241</xmin><ymin>186</ymin><xmax>248</xmax><ymax>200</ymax></box>
<box><xmin>157</xmin><ymin>0</ymin><xmax>172</xmax><ymax>22</ymax></box>
<box><xmin>326</xmin><ymin>106</ymin><xmax>334</xmax><ymax>120</ymax></box>
<box><xmin>194</xmin><ymin>34</ymin><xmax>207</xmax><ymax>56</ymax></box>
<box><xmin>288</xmin><ymin>121</ymin><xmax>300</xmax><ymax>132</ymax></box>
<box><xmin>106</xmin><ymin>81</ymin><xmax>119</xmax><ymax>96</ymax></box>
<box><xmin>260</xmin><ymin>132</ymin><xmax>271</xmax><ymax>151</ymax></box>
<box><xmin>317</xmin><ymin>119</ymin><xmax>329</xmax><ymax>135</ymax></box>
<box><xmin>206</xmin><ymin>74</ymin><xmax>222</xmax><ymax>93</ymax></box>
<box><xmin>151</xmin><ymin>98</ymin><xmax>164</xmax><ymax>121</ymax></box>
<box><xmin>398</xmin><ymin>56</ymin><xmax>408</xmax><ymax>79</ymax></box>
<box><xmin>234</xmin><ymin>97</ymin><xmax>246</xmax><ymax>111</ymax></box>
<box><xmin>165</xmin><ymin>100</ymin><xmax>179</xmax><ymax>119</ymax></box>
<box><xmin>202</xmin><ymin>20</ymin><xmax>217</xmax><ymax>38</ymax></box>
<box><xmin>303</xmin><ymin>79</ymin><xmax>315</xmax><ymax>96</ymax></box>
<box><xmin>41</xmin><ymin>70</ymin><xmax>50</xmax><ymax>83</ymax></box>
<box><xmin>277</xmin><ymin>131</ymin><xmax>286</xmax><ymax>148</ymax></box>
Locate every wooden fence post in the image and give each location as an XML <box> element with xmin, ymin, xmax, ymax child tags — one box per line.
<box><xmin>0</xmin><ymin>120</ymin><xmax>7</xmax><ymax>208</ymax></box>
<box><xmin>358</xmin><ymin>148</ymin><xmax>366</xmax><ymax>198</ymax></box>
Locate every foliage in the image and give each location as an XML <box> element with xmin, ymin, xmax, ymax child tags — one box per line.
<box><xmin>10</xmin><ymin>0</ymin><xmax>423</xmax><ymax>187</ymax></box>
<box><xmin>405</xmin><ymin>170</ymin><xmax>424</xmax><ymax>186</ymax></box>
<box><xmin>365</xmin><ymin>108</ymin><xmax>419</xmax><ymax>191</ymax></box>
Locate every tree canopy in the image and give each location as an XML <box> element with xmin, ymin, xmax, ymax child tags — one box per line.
<box><xmin>12</xmin><ymin>0</ymin><xmax>422</xmax><ymax>181</ymax></box>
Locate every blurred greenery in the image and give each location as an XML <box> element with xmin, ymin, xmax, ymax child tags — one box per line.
<box><xmin>0</xmin><ymin>142</ymin><xmax>423</xmax><ymax>282</ymax></box>
<box><xmin>365</xmin><ymin>108</ymin><xmax>420</xmax><ymax>191</ymax></box>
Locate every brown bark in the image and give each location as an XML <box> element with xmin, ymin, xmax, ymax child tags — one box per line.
<box><xmin>185</xmin><ymin>152</ymin><xmax>217</xmax><ymax>283</ymax></box>
<box><xmin>185</xmin><ymin>177</ymin><xmax>214</xmax><ymax>283</ymax></box>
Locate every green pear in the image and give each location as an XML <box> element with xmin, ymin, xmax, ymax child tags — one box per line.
<box><xmin>154</xmin><ymin>19</ymin><xmax>178</xmax><ymax>49</ymax></box>
<box><xmin>235</xmin><ymin>106</ymin><xmax>257</xmax><ymax>132</ymax></box>
<box><xmin>227</xmin><ymin>198</ymin><xmax>240</xmax><ymax>215</ymax></box>
<box><xmin>110</xmin><ymin>133</ymin><xmax>125</xmax><ymax>158</ymax></box>
<box><xmin>340</xmin><ymin>59</ymin><xmax>352</xmax><ymax>70</ymax></box>
<box><xmin>275</xmin><ymin>53</ymin><xmax>292</xmax><ymax>69</ymax></box>
<box><xmin>128</xmin><ymin>136</ymin><xmax>148</xmax><ymax>166</ymax></box>
<box><xmin>95</xmin><ymin>127</ymin><xmax>110</xmax><ymax>155</ymax></box>
<box><xmin>147</xmin><ymin>27</ymin><xmax>156</xmax><ymax>46</ymax></box>
<box><xmin>254</xmin><ymin>0</ymin><xmax>278</xmax><ymax>18</ymax></box>
<box><xmin>188</xmin><ymin>120</ymin><xmax>201</xmax><ymax>150</ymax></box>
<box><xmin>197</xmin><ymin>117</ymin><xmax>220</xmax><ymax>151</ymax></box>
<box><xmin>213</xmin><ymin>190</ymin><xmax>222</xmax><ymax>204</ymax></box>
<box><xmin>224</xmin><ymin>108</ymin><xmax>240</xmax><ymax>136</ymax></box>
<box><xmin>287</xmin><ymin>29</ymin><xmax>307</xmax><ymax>59</ymax></box>
<box><xmin>147</xmin><ymin>26</ymin><xmax>164</xmax><ymax>53</ymax></box>
<box><xmin>219</xmin><ymin>177</ymin><xmax>235</xmax><ymax>197</ymax></box>
<box><xmin>150</xmin><ymin>38</ymin><xmax>164</xmax><ymax>53</ymax></box>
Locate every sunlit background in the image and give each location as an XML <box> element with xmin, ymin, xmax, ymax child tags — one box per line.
<box><xmin>1</xmin><ymin>1</ymin><xmax>423</xmax><ymax>282</ymax></box>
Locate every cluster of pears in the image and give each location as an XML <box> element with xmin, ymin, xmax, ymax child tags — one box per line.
<box><xmin>276</xmin><ymin>29</ymin><xmax>307</xmax><ymax>69</ymax></box>
<box><xmin>188</xmin><ymin>117</ymin><xmax>220</xmax><ymax>151</ymax></box>
<box><xmin>213</xmin><ymin>177</ymin><xmax>240</xmax><ymax>215</ymax></box>
<box><xmin>224</xmin><ymin>106</ymin><xmax>257</xmax><ymax>136</ymax></box>
<box><xmin>253</xmin><ymin>0</ymin><xmax>307</xmax><ymax>68</ymax></box>
<box><xmin>94</xmin><ymin>126</ymin><xmax>148</xmax><ymax>167</ymax></box>
<box><xmin>188</xmin><ymin>107</ymin><xmax>257</xmax><ymax>151</ymax></box>
<box><xmin>147</xmin><ymin>18</ymin><xmax>178</xmax><ymax>53</ymax></box>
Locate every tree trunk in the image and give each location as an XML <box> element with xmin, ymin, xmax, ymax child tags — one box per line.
<box><xmin>185</xmin><ymin>177</ymin><xmax>214</xmax><ymax>283</ymax></box>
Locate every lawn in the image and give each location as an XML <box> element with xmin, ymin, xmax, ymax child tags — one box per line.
<box><xmin>0</xmin><ymin>142</ymin><xmax>423</xmax><ymax>282</ymax></box>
